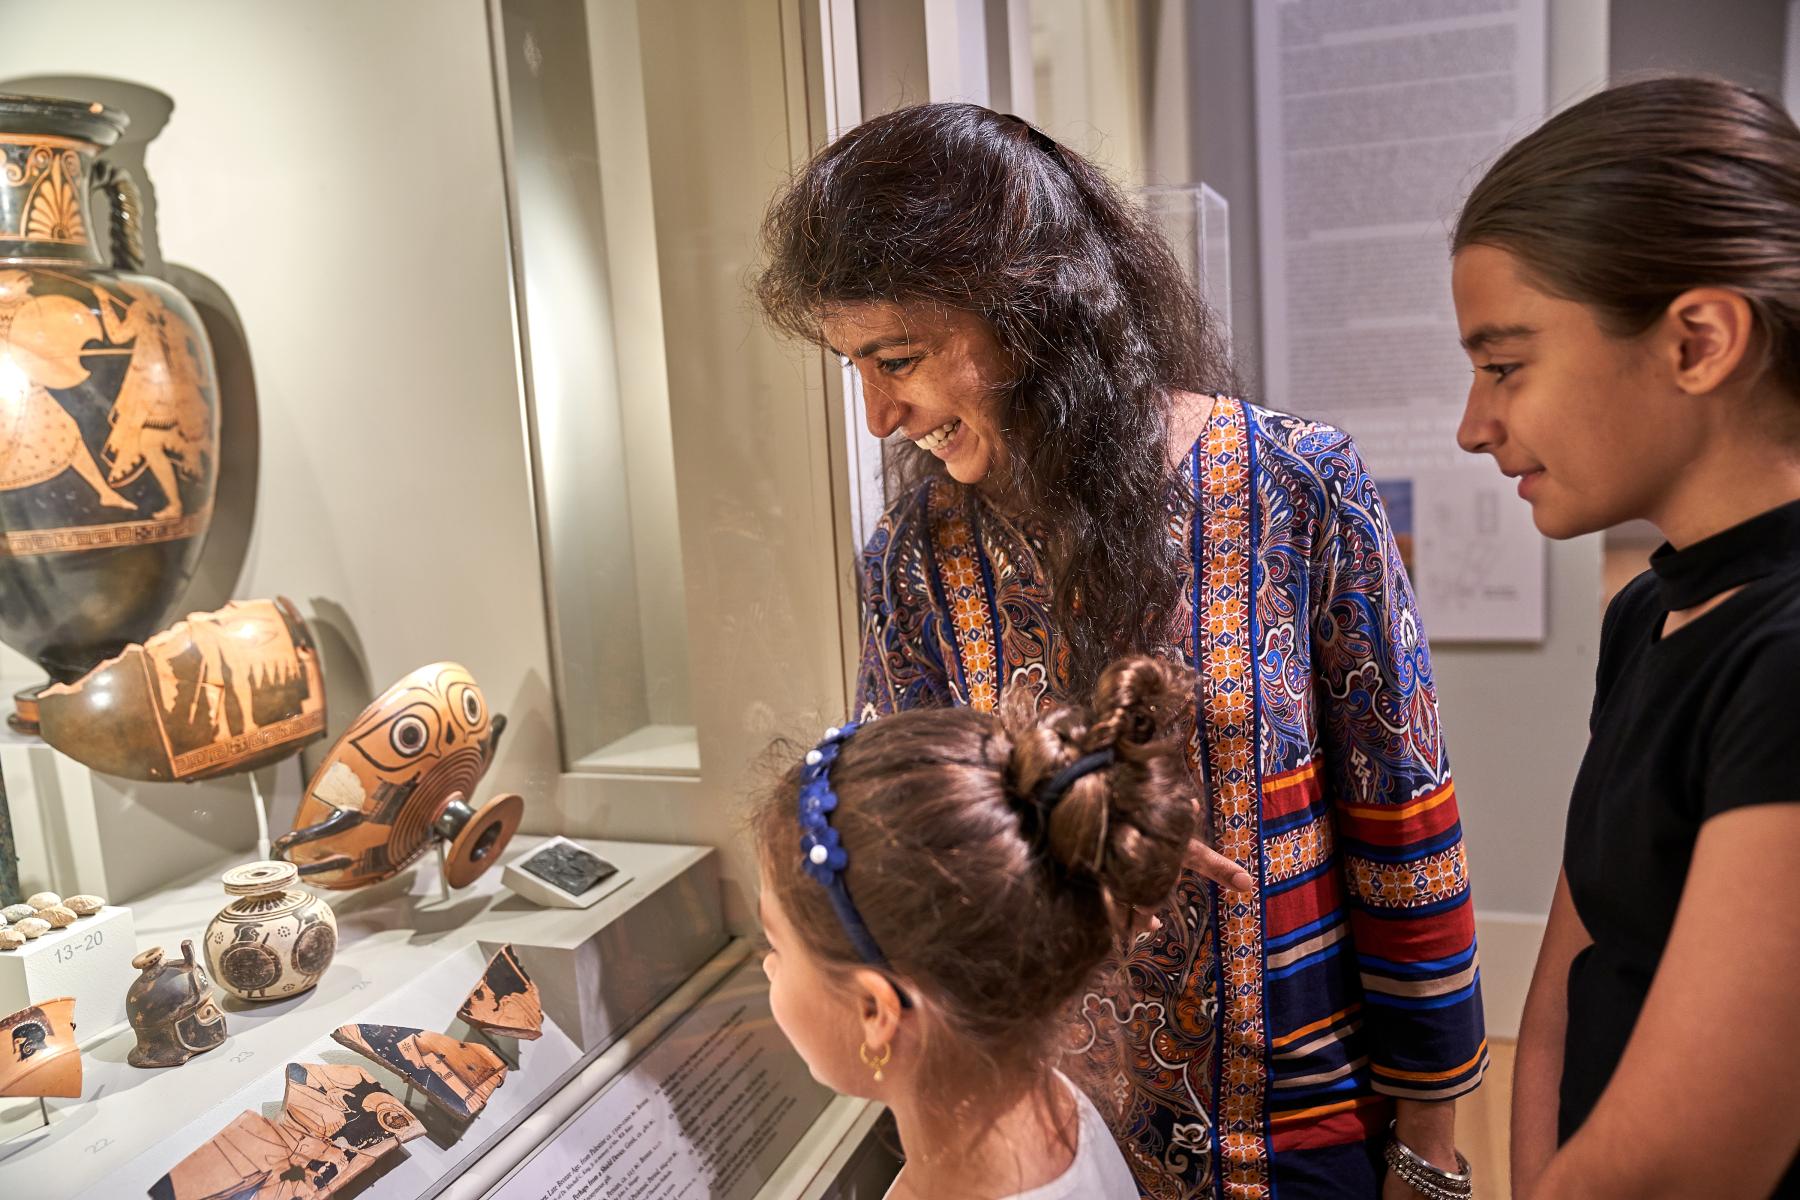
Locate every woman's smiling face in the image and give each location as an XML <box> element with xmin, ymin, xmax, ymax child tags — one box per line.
<box><xmin>819</xmin><ymin>302</ymin><xmax>1015</xmax><ymax>486</ymax></box>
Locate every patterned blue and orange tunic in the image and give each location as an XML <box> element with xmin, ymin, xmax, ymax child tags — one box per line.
<box><xmin>856</xmin><ymin>399</ymin><xmax>1487</xmax><ymax>1199</ymax></box>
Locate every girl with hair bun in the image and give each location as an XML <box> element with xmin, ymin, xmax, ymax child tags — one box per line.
<box><xmin>754</xmin><ymin>655</ymin><xmax>1201</xmax><ymax>1200</ymax></box>
<box><xmin>1453</xmin><ymin>75</ymin><xmax>1800</xmax><ymax>1197</ymax></box>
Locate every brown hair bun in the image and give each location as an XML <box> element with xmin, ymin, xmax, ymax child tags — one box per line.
<box><xmin>1000</xmin><ymin>654</ymin><xmax>1199</xmax><ymax>909</ymax></box>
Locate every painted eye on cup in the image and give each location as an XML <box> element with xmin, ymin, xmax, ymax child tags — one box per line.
<box><xmin>461</xmin><ymin>689</ymin><xmax>482</xmax><ymax>727</ymax></box>
<box><xmin>390</xmin><ymin>715</ymin><xmax>430</xmax><ymax>757</ymax></box>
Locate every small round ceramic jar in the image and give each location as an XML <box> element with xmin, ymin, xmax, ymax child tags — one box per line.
<box><xmin>202</xmin><ymin>861</ymin><xmax>337</xmax><ymax>1002</ymax></box>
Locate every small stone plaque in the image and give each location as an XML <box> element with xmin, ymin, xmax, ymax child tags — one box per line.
<box><xmin>501</xmin><ymin>838</ymin><xmax>627</xmax><ymax>909</ymax></box>
<box><xmin>522</xmin><ymin>842</ymin><xmax>615</xmax><ymax>896</ymax></box>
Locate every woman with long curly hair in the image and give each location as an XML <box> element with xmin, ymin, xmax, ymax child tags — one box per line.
<box><xmin>758</xmin><ymin>104</ymin><xmax>1486</xmax><ymax>1200</ymax></box>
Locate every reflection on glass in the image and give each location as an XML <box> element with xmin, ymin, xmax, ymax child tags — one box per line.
<box><xmin>494</xmin><ymin>0</ymin><xmax>695</xmax><ymax>775</ymax></box>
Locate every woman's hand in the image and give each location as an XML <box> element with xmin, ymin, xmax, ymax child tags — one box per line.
<box><xmin>1383</xmin><ymin>1100</ymin><xmax>1462</xmax><ymax>1199</ymax></box>
<box><xmin>1188</xmin><ymin>837</ymin><xmax>1254</xmax><ymax>892</ymax></box>
<box><xmin>1119</xmin><ymin>838</ymin><xmax>1251</xmax><ymax>943</ymax></box>
<box><xmin>1512</xmin><ymin>872</ymin><xmax>1588</xmax><ymax>1195</ymax></box>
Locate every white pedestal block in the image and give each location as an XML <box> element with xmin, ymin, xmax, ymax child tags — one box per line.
<box><xmin>0</xmin><ymin>906</ymin><xmax>134</xmax><ymax>1043</ymax></box>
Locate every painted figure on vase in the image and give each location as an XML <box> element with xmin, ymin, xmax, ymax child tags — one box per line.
<box><xmin>0</xmin><ymin>96</ymin><xmax>221</xmax><ymax>727</ymax></box>
<box><xmin>36</xmin><ymin>597</ymin><xmax>327</xmax><ymax>782</ymax></box>
<box><xmin>0</xmin><ymin>995</ymin><xmax>79</xmax><ymax>1097</ymax></box>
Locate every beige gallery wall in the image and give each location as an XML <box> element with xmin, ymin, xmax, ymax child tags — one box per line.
<box><xmin>0</xmin><ymin>0</ymin><xmax>564</xmax><ymax>899</ymax></box>
<box><xmin>0</xmin><ymin>0</ymin><xmax>855</xmax><ymax>924</ymax></box>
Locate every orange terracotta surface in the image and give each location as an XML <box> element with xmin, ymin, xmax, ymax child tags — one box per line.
<box><xmin>276</xmin><ymin>663</ymin><xmax>509</xmax><ymax>890</ymax></box>
<box><xmin>0</xmin><ymin>995</ymin><xmax>79</xmax><ymax>1098</ymax></box>
<box><xmin>457</xmin><ymin>944</ymin><xmax>543</xmax><ymax>1042</ymax></box>
<box><xmin>330</xmin><ymin>1023</ymin><xmax>506</xmax><ymax>1122</ymax></box>
<box><xmin>38</xmin><ymin>597</ymin><xmax>326</xmax><ymax>782</ymax></box>
<box><xmin>149</xmin><ymin>1061</ymin><xmax>424</xmax><ymax>1199</ymax></box>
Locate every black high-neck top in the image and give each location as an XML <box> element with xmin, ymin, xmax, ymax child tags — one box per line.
<box><xmin>1560</xmin><ymin>499</ymin><xmax>1800</xmax><ymax>1196</ymax></box>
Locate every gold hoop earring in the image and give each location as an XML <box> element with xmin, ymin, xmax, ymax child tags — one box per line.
<box><xmin>859</xmin><ymin>1041</ymin><xmax>891</xmax><ymax>1082</ymax></box>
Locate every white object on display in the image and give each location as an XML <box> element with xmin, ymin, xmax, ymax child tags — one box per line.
<box><xmin>1253</xmin><ymin>0</ymin><xmax>1549</xmax><ymax>641</ymax></box>
<box><xmin>0</xmin><ymin>904</ymin><xmax>134</xmax><ymax>1045</ymax></box>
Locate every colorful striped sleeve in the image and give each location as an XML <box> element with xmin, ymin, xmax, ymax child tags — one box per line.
<box><xmin>1311</xmin><ymin>441</ymin><xmax>1489</xmax><ymax>1103</ymax></box>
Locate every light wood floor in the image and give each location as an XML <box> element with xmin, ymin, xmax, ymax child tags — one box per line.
<box><xmin>1459</xmin><ymin>1038</ymin><xmax>1515</xmax><ymax>1198</ymax></box>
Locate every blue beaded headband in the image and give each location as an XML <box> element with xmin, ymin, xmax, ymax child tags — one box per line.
<box><xmin>796</xmin><ymin>723</ymin><xmax>911</xmax><ymax>1006</ymax></box>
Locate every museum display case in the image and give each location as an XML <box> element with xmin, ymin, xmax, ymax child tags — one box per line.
<box><xmin>0</xmin><ymin>0</ymin><xmax>1265</xmax><ymax>1193</ymax></box>
<box><xmin>0</xmin><ymin>0</ymin><xmax>909</xmax><ymax>1196</ymax></box>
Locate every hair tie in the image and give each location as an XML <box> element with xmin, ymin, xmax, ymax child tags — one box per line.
<box><xmin>1035</xmin><ymin>748</ymin><xmax>1115</xmax><ymax>811</ymax></box>
<box><xmin>1033</xmin><ymin>747</ymin><xmax>1117</xmax><ymax>872</ymax></box>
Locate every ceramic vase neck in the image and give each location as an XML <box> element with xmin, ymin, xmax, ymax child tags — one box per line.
<box><xmin>0</xmin><ymin>135</ymin><xmax>107</xmax><ymax>267</ymax></box>
<box><xmin>0</xmin><ymin>97</ymin><xmax>129</xmax><ymax>269</ymax></box>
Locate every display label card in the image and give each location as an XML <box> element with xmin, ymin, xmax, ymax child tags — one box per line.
<box><xmin>492</xmin><ymin>958</ymin><xmax>832</xmax><ymax>1200</ymax></box>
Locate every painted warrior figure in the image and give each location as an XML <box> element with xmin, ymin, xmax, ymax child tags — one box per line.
<box><xmin>97</xmin><ymin>279</ymin><xmax>213</xmax><ymax>520</ymax></box>
<box><xmin>0</xmin><ymin>268</ymin><xmax>133</xmax><ymax>508</ymax></box>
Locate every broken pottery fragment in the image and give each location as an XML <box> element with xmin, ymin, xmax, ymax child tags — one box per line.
<box><xmin>0</xmin><ymin>929</ymin><xmax>23</xmax><ymax>950</ymax></box>
<box><xmin>38</xmin><ymin>597</ymin><xmax>327</xmax><ymax>783</ymax></box>
<box><xmin>457</xmin><ymin>945</ymin><xmax>543</xmax><ymax>1041</ymax></box>
<box><xmin>330</xmin><ymin>1023</ymin><xmax>506</xmax><ymax>1121</ymax></box>
<box><xmin>147</xmin><ymin>1060</ymin><xmax>423</xmax><ymax>1199</ymax></box>
<box><xmin>0</xmin><ymin>996</ymin><xmax>79</xmax><ymax>1097</ymax></box>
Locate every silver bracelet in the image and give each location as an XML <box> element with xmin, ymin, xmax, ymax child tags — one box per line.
<box><xmin>1384</xmin><ymin>1121</ymin><xmax>1472</xmax><ymax>1200</ymax></box>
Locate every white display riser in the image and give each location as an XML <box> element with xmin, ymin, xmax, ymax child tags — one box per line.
<box><xmin>0</xmin><ymin>905</ymin><xmax>136</xmax><ymax>1043</ymax></box>
<box><xmin>0</xmin><ymin>692</ymin><xmax>271</xmax><ymax>907</ymax></box>
<box><xmin>0</xmin><ymin>836</ymin><xmax>724</xmax><ymax>1199</ymax></box>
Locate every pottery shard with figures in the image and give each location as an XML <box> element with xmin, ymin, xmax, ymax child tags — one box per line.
<box><xmin>458</xmin><ymin>944</ymin><xmax>543</xmax><ymax>1041</ymax></box>
<box><xmin>148</xmin><ymin>1061</ymin><xmax>424</xmax><ymax>1200</ymax></box>
<box><xmin>0</xmin><ymin>995</ymin><xmax>80</xmax><ymax>1098</ymax></box>
<box><xmin>36</xmin><ymin>597</ymin><xmax>326</xmax><ymax>783</ymax></box>
<box><xmin>0</xmin><ymin>95</ymin><xmax>220</xmax><ymax>730</ymax></box>
<box><xmin>274</xmin><ymin>662</ymin><xmax>522</xmax><ymax>890</ymax></box>
<box><xmin>331</xmin><ymin>1022</ymin><xmax>506</xmax><ymax>1122</ymax></box>
<box><xmin>203</xmin><ymin>860</ymin><xmax>337</xmax><ymax>1002</ymax></box>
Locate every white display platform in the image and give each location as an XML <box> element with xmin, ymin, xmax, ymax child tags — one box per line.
<box><xmin>0</xmin><ymin>836</ymin><xmax>724</xmax><ymax>1198</ymax></box>
<box><xmin>0</xmin><ymin>904</ymin><xmax>136</xmax><ymax>1042</ymax></box>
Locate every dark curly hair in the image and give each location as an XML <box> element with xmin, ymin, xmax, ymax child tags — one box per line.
<box><xmin>756</xmin><ymin>103</ymin><xmax>1234</xmax><ymax>692</ymax></box>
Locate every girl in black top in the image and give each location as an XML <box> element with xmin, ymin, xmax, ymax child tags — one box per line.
<box><xmin>1450</xmin><ymin>77</ymin><xmax>1800</xmax><ymax>1198</ymax></box>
